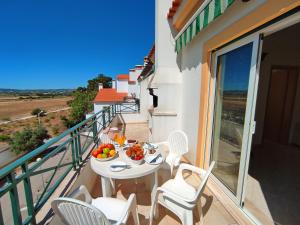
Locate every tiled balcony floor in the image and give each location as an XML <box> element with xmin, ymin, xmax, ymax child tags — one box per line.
<box><xmin>90</xmin><ymin>167</ymin><xmax>237</xmax><ymax>225</ymax></box>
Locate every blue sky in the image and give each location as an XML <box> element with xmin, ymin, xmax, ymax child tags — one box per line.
<box><xmin>0</xmin><ymin>0</ymin><xmax>154</xmax><ymax>89</ymax></box>
<box><xmin>223</xmin><ymin>43</ymin><xmax>252</xmax><ymax>91</ymax></box>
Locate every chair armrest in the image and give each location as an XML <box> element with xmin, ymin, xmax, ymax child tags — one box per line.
<box><xmin>116</xmin><ymin>193</ymin><xmax>137</xmax><ymax>225</ymax></box>
<box><xmin>178</xmin><ymin>163</ymin><xmax>206</xmax><ymax>177</ymax></box>
<box><xmin>67</xmin><ymin>185</ymin><xmax>92</xmax><ymax>204</ymax></box>
<box><xmin>157</xmin><ymin>187</ymin><xmax>193</xmax><ymax>205</ymax></box>
<box><xmin>153</xmin><ymin>141</ymin><xmax>168</xmax><ymax>147</ymax></box>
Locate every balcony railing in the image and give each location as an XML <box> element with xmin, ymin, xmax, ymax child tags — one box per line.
<box><xmin>0</xmin><ymin>103</ymin><xmax>138</xmax><ymax>225</ymax></box>
<box><xmin>116</xmin><ymin>102</ymin><xmax>140</xmax><ymax>113</ymax></box>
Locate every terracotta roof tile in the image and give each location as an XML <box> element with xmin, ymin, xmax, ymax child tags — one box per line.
<box><xmin>148</xmin><ymin>45</ymin><xmax>155</xmax><ymax>60</ymax></box>
<box><xmin>94</xmin><ymin>88</ymin><xmax>127</xmax><ymax>103</ymax></box>
<box><xmin>117</xmin><ymin>74</ymin><xmax>129</xmax><ymax>80</ymax></box>
<box><xmin>138</xmin><ymin>45</ymin><xmax>155</xmax><ymax>80</ymax></box>
<box><xmin>128</xmin><ymin>81</ymin><xmax>136</xmax><ymax>85</ymax></box>
<box><xmin>167</xmin><ymin>0</ymin><xmax>182</xmax><ymax>19</ymax></box>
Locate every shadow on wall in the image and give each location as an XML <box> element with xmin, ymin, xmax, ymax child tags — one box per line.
<box><xmin>111</xmin><ymin>114</ymin><xmax>126</xmax><ymax>136</ymax></box>
<box><xmin>167</xmin><ymin>19</ymin><xmax>183</xmax><ymax>71</ymax></box>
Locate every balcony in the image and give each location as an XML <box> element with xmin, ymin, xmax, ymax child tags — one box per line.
<box><xmin>0</xmin><ymin>104</ymin><xmax>236</xmax><ymax>225</ymax></box>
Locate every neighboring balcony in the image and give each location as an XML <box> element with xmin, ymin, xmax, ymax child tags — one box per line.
<box><xmin>0</xmin><ymin>103</ymin><xmax>236</xmax><ymax>225</ymax></box>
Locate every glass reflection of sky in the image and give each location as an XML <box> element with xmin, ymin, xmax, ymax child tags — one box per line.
<box><xmin>221</xmin><ymin>43</ymin><xmax>253</xmax><ymax>91</ymax></box>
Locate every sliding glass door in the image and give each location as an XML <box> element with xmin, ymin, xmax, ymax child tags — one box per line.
<box><xmin>210</xmin><ymin>35</ymin><xmax>262</xmax><ymax>204</ymax></box>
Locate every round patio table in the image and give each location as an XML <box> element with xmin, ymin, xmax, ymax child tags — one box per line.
<box><xmin>90</xmin><ymin>145</ymin><xmax>166</xmax><ymax>213</ymax></box>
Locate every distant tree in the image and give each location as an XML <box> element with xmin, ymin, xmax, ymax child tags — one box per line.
<box><xmin>10</xmin><ymin>126</ymin><xmax>50</xmax><ymax>154</ymax></box>
<box><xmin>62</xmin><ymin>74</ymin><xmax>112</xmax><ymax>127</ymax></box>
<box><xmin>0</xmin><ymin>134</ymin><xmax>10</xmax><ymax>142</ymax></box>
<box><xmin>87</xmin><ymin>74</ymin><xmax>112</xmax><ymax>91</ymax></box>
<box><xmin>76</xmin><ymin>86</ymin><xmax>87</xmax><ymax>92</ymax></box>
<box><xmin>69</xmin><ymin>90</ymin><xmax>96</xmax><ymax>122</ymax></box>
<box><xmin>60</xmin><ymin>115</ymin><xmax>76</xmax><ymax>128</ymax></box>
<box><xmin>31</xmin><ymin>108</ymin><xmax>46</xmax><ymax>116</ymax></box>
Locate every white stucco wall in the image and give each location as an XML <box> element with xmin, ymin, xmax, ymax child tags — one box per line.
<box><xmin>128</xmin><ymin>83</ymin><xmax>140</xmax><ymax>98</ymax></box>
<box><xmin>150</xmin><ymin>0</ymin><xmax>182</xmax><ymax>147</ymax></box>
<box><xmin>128</xmin><ymin>83</ymin><xmax>135</xmax><ymax>97</ymax></box>
<box><xmin>94</xmin><ymin>102</ymin><xmax>110</xmax><ymax>130</ymax></box>
<box><xmin>128</xmin><ymin>69</ymin><xmax>142</xmax><ymax>98</ymax></box>
<box><xmin>116</xmin><ymin>80</ymin><xmax>129</xmax><ymax>93</ymax></box>
<box><xmin>94</xmin><ymin>103</ymin><xmax>112</xmax><ymax>114</ymax></box>
<box><xmin>130</xmin><ymin>68</ymin><xmax>142</xmax><ymax>81</ymax></box>
<box><xmin>139</xmin><ymin>74</ymin><xmax>153</xmax><ymax>121</ymax></box>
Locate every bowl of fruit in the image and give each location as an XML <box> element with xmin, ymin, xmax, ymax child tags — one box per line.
<box><xmin>91</xmin><ymin>143</ymin><xmax>117</xmax><ymax>161</ymax></box>
<box><xmin>125</xmin><ymin>144</ymin><xmax>145</xmax><ymax>165</ymax></box>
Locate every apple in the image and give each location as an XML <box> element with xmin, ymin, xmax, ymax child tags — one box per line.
<box><xmin>103</xmin><ymin>148</ymin><xmax>110</xmax><ymax>154</ymax></box>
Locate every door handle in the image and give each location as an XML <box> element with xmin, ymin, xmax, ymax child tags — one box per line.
<box><xmin>251</xmin><ymin>121</ymin><xmax>256</xmax><ymax>134</ymax></box>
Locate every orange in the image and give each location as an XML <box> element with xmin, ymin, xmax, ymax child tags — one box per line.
<box><xmin>97</xmin><ymin>154</ymin><xmax>102</xmax><ymax>159</ymax></box>
<box><xmin>109</xmin><ymin>150</ymin><xmax>116</xmax><ymax>157</ymax></box>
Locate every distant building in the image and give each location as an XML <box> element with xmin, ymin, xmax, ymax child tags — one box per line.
<box><xmin>93</xmin><ymin>67</ymin><xmax>143</xmax><ymax>113</ymax></box>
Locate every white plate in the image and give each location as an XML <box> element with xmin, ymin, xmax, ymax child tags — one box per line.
<box><xmin>143</xmin><ymin>143</ymin><xmax>158</xmax><ymax>149</ymax></box>
<box><xmin>109</xmin><ymin>161</ymin><xmax>127</xmax><ymax>172</ymax></box>
<box><xmin>145</xmin><ymin>154</ymin><xmax>163</xmax><ymax>165</ymax></box>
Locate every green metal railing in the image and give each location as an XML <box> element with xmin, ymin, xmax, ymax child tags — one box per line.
<box><xmin>0</xmin><ymin>105</ymin><xmax>122</xmax><ymax>225</ymax></box>
<box><xmin>115</xmin><ymin>102</ymin><xmax>140</xmax><ymax>113</ymax></box>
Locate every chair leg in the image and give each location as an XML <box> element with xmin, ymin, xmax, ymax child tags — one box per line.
<box><xmin>170</xmin><ymin>164</ymin><xmax>174</xmax><ymax>177</ymax></box>
<box><xmin>198</xmin><ymin>205</ymin><xmax>204</xmax><ymax>225</ymax></box>
<box><xmin>196</xmin><ymin>200</ymin><xmax>204</xmax><ymax>225</ymax></box>
<box><xmin>149</xmin><ymin>201</ymin><xmax>157</xmax><ymax>225</ymax></box>
<box><xmin>130</xmin><ymin>195</ymin><xmax>140</xmax><ymax>225</ymax></box>
<box><xmin>183</xmin><ymin>210</ymin><xmax>193</xmax><ymax>225</ymax></box>
<box><xmin>131</xmin><ymin>207</ymin><xmax>140</xmax><ymax>225</ymax></box>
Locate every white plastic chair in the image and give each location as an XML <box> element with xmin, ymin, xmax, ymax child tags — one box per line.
<box><xmin>52</xmin><ymin>185</ymin><xmax>140</xmax><ymax>225</ymax></box>
<box><xmin>100</xmin><ymin>132</ymin><xmax>115</xmax><ymax>144</ymax></box>
<box><xmin>156</xmin><ymin>130</ymin><xmax>189</xmax><ymax>175</ymax></box>
<box><xmin>149</xmin><ymin>161</ymin><xmax>215</xmax><ymax>225</ymax></box>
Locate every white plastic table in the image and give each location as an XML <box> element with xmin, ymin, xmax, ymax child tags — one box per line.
<box><xmin>90</xmin><ymin>146</ymin><xmax>166</xmax><ymax>213</ymax></box>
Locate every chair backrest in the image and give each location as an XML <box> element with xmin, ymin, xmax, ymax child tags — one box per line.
<box><xmin>167</xmin><ymin>130</ymin><xmax>188</xmax><ymax>156</ymax></box>
<box><xmin>194</xmin><ymin>161</ymin><xmax>215</xmax><ymax>203</ymax></box>
<box><xmin>52</xmin><ymin>197</ymin><xmax>111</xmax><ymax>225</ymax></box>
<box><xmin>100</xmin><ymin>133</ymin><xmax>114</xmax><ymax>144</ymax></box>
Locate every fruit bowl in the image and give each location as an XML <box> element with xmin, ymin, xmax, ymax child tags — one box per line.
<box><xmin>91</xmin><ymin>143</ymin><xmax>117</xmax><ymax>161</ymax></box>
<box><xmin>125</xmin><ymin>144</ymin><xmax>144</xmax><ymax>165</ymax></box>
<box><xmin>129</xmin><ymin>157</ymin><xmax>144</xmax><ymax>165</ymax></box>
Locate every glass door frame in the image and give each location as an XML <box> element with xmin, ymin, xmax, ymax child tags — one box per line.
<box><xmin>208</xmin><ymin>33</ymin><xmax>262</xmax><ymax>206</ymax></box>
